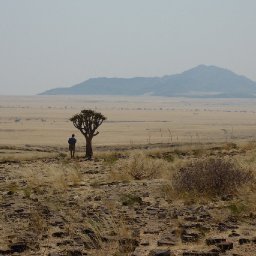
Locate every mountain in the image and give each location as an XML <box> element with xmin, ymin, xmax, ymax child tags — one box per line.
<box><xmin>40</xmin><ymin>65</ymin><xmax>256</xmax><ymax>98</ymax></box>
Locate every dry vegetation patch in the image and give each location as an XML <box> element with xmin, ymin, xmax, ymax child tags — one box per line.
<box><xmin>172</xmin><ymin>157</ymin><xmax>254</xmax><ymax>197</ymax></box>
<box><xmin>110</xmin><ymin>151</ymin><xmax>172</xmax><ymax>181</ymax></box>
<box><xmin>1</xmin><ymin>142</ymin><xmax>256</xmax><ymax>255</ymax></box>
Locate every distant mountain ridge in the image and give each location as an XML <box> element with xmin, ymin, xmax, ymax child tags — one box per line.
<box><xmin>40</xmin><ymin>65</ymin><xmax>256</xmax><ymax>98</ymax></box>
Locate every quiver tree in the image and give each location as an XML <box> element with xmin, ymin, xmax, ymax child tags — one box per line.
<box><xmin>70</xmin><ymin>109</ymin><xmax>106</xmax><ymax>159</ymax></box>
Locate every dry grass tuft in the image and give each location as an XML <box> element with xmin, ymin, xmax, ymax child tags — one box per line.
<box><xmin>16</xmin><ymin>162</ymin><xmax>83</xmax><ymax>194</ymax></box>
<box><xmin>0</xmin><ymin>151</ymin><xmax>61</xmax><ymax>163</ymax></box>
<box><xmin>94</xmin><ymin>151</ymin><xmax>125</xmax><ymax>165</ymax></box>
<box><xmin>110</xmin><ymin>151</ymin><xmax>171</xmax><ymax>181</ymax></box>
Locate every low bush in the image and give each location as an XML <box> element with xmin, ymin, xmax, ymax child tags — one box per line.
<box><xmin>172</xmin><ymin>157</ymin><xmax>253</xmax><ymax>197</ymax></box>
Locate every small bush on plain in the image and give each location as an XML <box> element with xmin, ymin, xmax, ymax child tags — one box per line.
<box><xmin>172</xmin><ymin>157</ymin><xmax>253</xmax><ymax>197</ymax></box>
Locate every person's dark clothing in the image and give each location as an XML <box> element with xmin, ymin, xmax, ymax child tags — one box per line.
<box><xmin>68</xmin><ymin>137</ymin><xmax>76</xmax><ymax>157</ymax></box>
<box><xmin>68</xmin><ymin>137</ymin><xmax>76</xmax><ymax>146</ymax></box>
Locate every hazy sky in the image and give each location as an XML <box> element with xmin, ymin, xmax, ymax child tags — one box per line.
<box><xmin>0</xmin><ymin>0</ymin><xmax>255</xmax><ymax>95</ymax></box>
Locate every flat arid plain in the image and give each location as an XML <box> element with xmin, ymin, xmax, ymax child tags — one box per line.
<box><xmin>1</xmin><ymin>96</ymin><xmax>256</xmax><ymax>146</ymax></box>
<box><xmin>1</xmin><ymin>96</ymin><xmax>256</xmax><ymax>256</ymax></box>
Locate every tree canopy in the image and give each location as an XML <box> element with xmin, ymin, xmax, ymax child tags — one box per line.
<box><xmin>70</xmin><ymin>109</ymin><xmax>106</xmax><ymax>159</ymax></box>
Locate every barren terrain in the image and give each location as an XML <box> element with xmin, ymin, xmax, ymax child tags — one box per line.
<box><xmin>0</xmin><ymin>96</ymin><xmax>256</xmax><ymax>255</ymax></box>
<box><xmin>1</xmin><ymin>96</ymin><xmax>256</xmax><ymax>148</ymax></box>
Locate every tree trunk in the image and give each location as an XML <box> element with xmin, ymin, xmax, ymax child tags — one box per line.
<box><xmin>85</xmin><ymin>137</ymin><xmax>93</xmax><ymax>159</ymax></box>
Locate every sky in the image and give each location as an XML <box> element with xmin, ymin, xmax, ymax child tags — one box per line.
<box><xmin>0</xmin><ymin>0</ymin><xmax>255</xmax><ymax>95</ymax></box>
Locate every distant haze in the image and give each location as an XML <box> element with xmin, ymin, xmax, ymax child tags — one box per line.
<box><xmin>0</xmin><ymin>0</ymin><xmax>256</xmax><ymax>95</ymax></box>
<box><xmin>40</xmin><ymin>65</ymin><xmax>256</xmax><ymax>98</ymax></box>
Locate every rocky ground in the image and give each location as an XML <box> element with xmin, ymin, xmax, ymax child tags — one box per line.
<box><xmin>0</xmin><ymin>146</ymin><xmax>256</xmax><ymax>256</ymax></box>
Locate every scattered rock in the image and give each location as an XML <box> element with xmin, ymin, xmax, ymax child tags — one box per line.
<box><xmin>216</xmin><ymin>242</ymin><xmax>233</xmax><ymax>252</ymax></box>
<box><xmin>48</xmin><ymin>253</ymin><xmax>61</xmax><ymax>256</ymax></box>
<box><xmin>157</xmin><ymin>238</ymin><xmax>176</xmax><ymax>246</ymax></box>
<box><xmin>7</xmin><ymin>191</ymin><xmax>14</xmax><ymax>196</ymax></box>
<box><xmin>183</xmin><ymin>252</ymin><xmax>219</xmax><ymax>256</ymax></box>
<box><xmin>148</xmin><ymin>249</ymin><xmax>172</xmax><ymax>256</ymax></box>
<box><xmin>10</xmin><ymin>242</ymin><xmax>28</xmax><ymax>253</ymax></box>
<box><xmin>0</xmin><ymin>249</ymin><xmax>13</xmax><ymax>255</ymax></box>
<box><xmin>218</xmin><ymin>222</ymin><xmax>238</xmax><ymax>231</ymax></box>
<box><xmin>239</xmin><ymin>238</ymin><xmax>251</xmax><ymax>245</ymax></box>
<box><xmin>140</xmin><ymin>240</ymin><xmax>150</xmax><ymax>246</ymax></box>
<box><xmin>94</xmin><ymin>195</ymin><xmax>101</xmax><ymax>201</ymax></box>
<box><xmin>67</xmin><ymin>250</ymin><xmax>83</xmax><ymax>256</ymax></box>
<box><xmin>144</xmin><ymin>227</ymin><xmax>161</xmax><ymax>234</ymax></box>
<box><xmin>229</xmin><ymin>231</ymin><xmax>240</xmax><ymax>237</ymax></box>
<box><xmin>181</xmin><ymin>231</ymin><xmax>200</xmax><ymax>243</ymax></box>
<box><xmin>52</xmin><ymin>231</ymin><xmax>69</xmax><ymax>238</ymax></box>
<box><xmin>56</xmin><ymin>240</ymin><xmax>74</xmax><ymax>246</ymax></box>
<box><xmin>206</xmin><ymin>238</ymin><xmax>226</xmax><ymax>246</ymax></box>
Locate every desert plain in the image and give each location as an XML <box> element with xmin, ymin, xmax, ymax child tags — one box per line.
<box><xmin>1</xmin><ymin>96</ymin><xmax>256</xmax><ymax>147</ymax></box>
<box><xmin>0</xmin><ymin>96</ymin><xmax>256</xmax><ymax>256</ymax></box>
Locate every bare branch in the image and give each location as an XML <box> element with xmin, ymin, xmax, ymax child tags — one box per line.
<box><xmin>93</xmin><ymin>131</ymin><xmax>99</xmax><ymax>137</ymax></box>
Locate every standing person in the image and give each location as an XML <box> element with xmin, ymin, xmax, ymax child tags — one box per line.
<box><xmin>68</xmin><ymin>134</ymin><xmax>77</xmax><ymax>158</ymax></box>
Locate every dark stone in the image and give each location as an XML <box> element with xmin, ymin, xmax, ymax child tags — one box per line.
<box><xmin>10</xmin><ymin>242</ymin><xmax>28</xmax><ymax>253</ymax></box>
<box><xmin>67</xmin><ymin>250</ymin><xmax>83</xmax><ymax>256</ymax></box>
<box><xmin>183</xmin><ymin>252</ymin><xmax>219</xmax><ymax>256</ymax></box>
<box><xmin>0</xmin><ymin>203</ymin><xmax>12</xmax><ymax>208</ymax></box>
<box><xmin>144</xmin><ymin>228</ymin><xmax>161</xmax><ymax>234</ymax></box>
<box><xmin>85</xmin><ymin>169</ymin><xmax>99</xmax><ymax>174</ymax></box>
<box><xmin>199</xmin><ymin>213</ymin><xmax>211</xmax><ymax>220</ymax></box>
<box><xmin>216</xmin><ymin>242</ymin><xmax>233</xmax><ymax>252</ymax></box>
<box><xmin>158</xmin><ymin>212</ymin><xmax>167</xmax><ymax>219</ymax></box>
<box><xmin>73</xmin><ymin>237</ymin><xmax>85</xmax><ymax>247</ymax></box>
<box><xmin>228</xmin><ymin>231</ymin><xmax>240</xmax><ymax>237</ymax></box>
<box><xmin>52</xmin><ymin>231</ymin><xmax>68</xmax><ymax>238</ymax></box>
<box><xmin>206</xmin><ymin>238</ymin><xmax>226</xmax><ymax>246</ymax></box>
<box><xmin>50</xmin><ymin>219</ymin><xmax>64</xmax><ymax>227</ymax></box>
<box><xmin>140</xmin><ymin>240</ymin><xmax>150</xmax><ymax>246</ymax></box>
<box><xmin>148</xmin><ymin>249</ymin><xmax>171</xmax><ymax>256</ymax></box>
<box><xmin>239</xmin><ymin>238</ymin><xmax>251</xmax><ymax>245</ymax></box>
<box><xmin>0</xmin><ymin>249</ymin><xmax>13</xmax><ymax>255</ymax></box>
<box><xmin>218</xmin><ymin>222</ymin><xmax>238</xmax><ymax>231</ymax></box>
<box><xmin>157</xmin><ymin>239</ymin><xmax>176</xmax><ymax>246</ymax></box>
<box><xmin>221</xmin><ymin>194</ymin><xmax>233</xmax><ymax>201</ymax></box>
<box><xmin>41</xmin><ymin>206</ymin><xmax>51</xmax><ymax>215</ymax></box>
<box><xmin>56</xmin><ymin>240</ymin><xmax>74</xmax><ymax>246</ymax></box>
<box><xmin>83</xmin><ymin>228</ymin><xmax>95</xmax><ymax>236</ymax></box>
<box><xmin>181</xmin><ymin>233</ymin><xmax>200</xmax><ymax>243</ymax></box>
<box><xmin>181</xmin><ymin>223</ymin><xmax>202</xmax><ymax>229</ymax></box>
<box><xmin>94</xmin><ymin>196</ymin><xmax>101</xmax><ymax>201</ymax></box>
<box><xmin>14</xmin><ymin>208</ymin><xmax>24</xmax><ymax>213</ymax></box>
